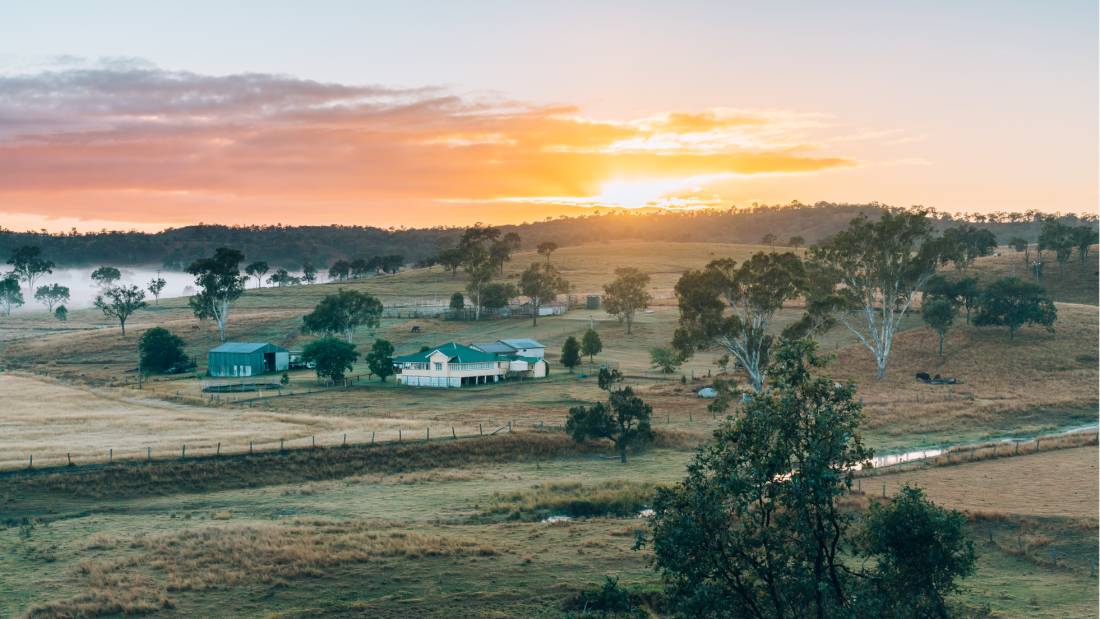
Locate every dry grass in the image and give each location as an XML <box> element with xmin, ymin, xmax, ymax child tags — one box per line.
<box><xmin>967</xmin><ymin>247</ymin><xmax>1098</xmax><ymax>305</ymax></box>
<box><xmin>868</xmin><ymin>446</ymin><xmax>1098</xmax><ymax>519</ymax></box>
<box><xmin>831</xmin><ymin>302</ymin><xmax>1097</xmax><ymax>440</ymax></box>
<box><xmin>25</xmin><ymin>520</ymin><xmax>497</xmax><ymax>618</ymax></box>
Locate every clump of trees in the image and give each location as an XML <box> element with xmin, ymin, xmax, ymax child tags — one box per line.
<box><xmin>139</xmin><ymin>327</ymin><xmax>188</xmax><ymax>373</ymax></box>
<box><xmin>603</xmin><ymin>267</ymin><xmax>651</xmax><ymax>335</ymax></box>
<box><xmin>643</xmin><ymin>340</ymin><xmax>975</xmax><ymax>618</ymax></box>
<box><xmin>302</xmin><ymin>289</ymin><xmax>383</xmax><ymax>343</ymax></box>
<box><xmin>302</xmin><ymin>337</ymin><xmax>359</xmax><ymax>384</ymax></box>
<box><xmin>94</xmin><ymin>285</ymin><xmax>147</xmax><ymax>335</ymax></box>
<box><xmin>974</xmin><ymin>277</ymin><xmax>1057</xmax><ymax>339</ymax></box>
<box><xmin>245</xmin><ymin>261</ymin><xmax>269</xmax><ymax>288</ymax></box>
<box><xmin>566</xmin><ymin>368</ymin><xmax>653</xmax><ymax>463</ymax></box>
<box><xmin>7</xmin><ymin>246</ymin><xmax>54</xmax><ymax>297</ymax></box>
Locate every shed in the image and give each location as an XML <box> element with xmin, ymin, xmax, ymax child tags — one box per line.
<box><xmin>207</xmin><ymin>342</ymin><xmax>289</xmax><ymax>377</ymax></box>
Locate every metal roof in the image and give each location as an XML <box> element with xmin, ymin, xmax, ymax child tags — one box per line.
<box><xmin>209</xmin><ymin>342</ymin><xmax>284</xmax><ymax>354</ymax></box>
<box><xmin>393</xmin><ymin>342</ymin><xmax>497</xmax><ymax>364</ymax></box>
<box><xmin>472</xmin><ymin>341</ymin><xmax>517</xmax><ymax>354</ymax></box>
<box><xmin>499</xmin><ymin>338</ymin><xmax>545</xmax><ymax>349</ymax></box>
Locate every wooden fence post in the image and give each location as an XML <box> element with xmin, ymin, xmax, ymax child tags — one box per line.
<box><xmin>67</xmin><ymin>452</ymin><xmax>72</xmax><ymax>466</ymax></box>
<box><xmin>181</xmin><ymin>444</ymin><xmax>186</xmax><ymax>459</ymax></box>
<box><xmin>147</xmin><ymin>447</ymin><xmax>152</xmax><ymax>462</ymax></box>
<box><xmin>452</xmin><ymin>426</ymin><xmax>456</xmax><ymax>439</ymax></box>
<box><xmin>343</xmin><ymin>433</ymin><xmax>347</xmax><ymax>447</ymax></box>
<box><xmin>399</xmin><ymin>429</ymin><xmax>402</xmax><ymax>442</ymax></box>
<box><xmin>109</xmin><ymin>448</ymin><xmax>113</xmax><ymax>463</ymax></box>
<box><xmin>279</xmin><ymin>438</ymin><xmax>284</xmax><ymax>452</ymax></box>
<box><xmin>28</xmin><ymin>454</ymin><xmax>32</xmax><ymax>468</ymax></box>
<box><xmin>371</xmin><ymin>431</ymin><xmax>375</xmax><ymax>444</ymax></box>
<box><xmin>426</xmin><ymin>427</ymin><xmax>430</xmax><ymax>441</ymax></box>
<box><xmin>479</xmin><ymin>423</ymin><xmax>483</xmax><ymax>436</ymax></box>
<box><xmin>249</xmin><ymin>440</ymin><xmax>254</xmax><ymax>455</ymax></box>
<box><xmin>216</xmin><ymin>442</ymin><xmax>221</xmax><ymax>456</ymax></box>
<box><xmin>311</xmin><ymin>435</ymin><xmax>316</xmax><ymax>449</ymax></box>
<box><xmin>882</xmin><ymin>483</ymin><xmax>886</xmax><ymax>497</ymax></box>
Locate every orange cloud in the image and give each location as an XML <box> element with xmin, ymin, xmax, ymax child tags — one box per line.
<box><xmin>0</xmin><ymin>62</ymin><xmax>858</xmax><ymax>228</ymax></box>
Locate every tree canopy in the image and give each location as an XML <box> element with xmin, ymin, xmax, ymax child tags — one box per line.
<box><xmin>90</xmin><ymin>266</ymin><xmax>122</xmax><ymax>287</ymax></box>
<box><xmin>603</xmin><ymin>267</ymin><xmax>651</xmax><ymax>335</ymax></box>
<box><xmin>302</xmin><ymin>337</ymin><xmax>359</xmax><ymax>383</ymax></box>
<box><xmin>139</xmin><ymin>327</ymin><xmax>188</xmax><ymax>373</ymax></box>
<box><xmin>7</xmin><ymin>246</ymin><xmax>54</xmax><ymax>294</ymax></box>
<box><xmin>566</xmin><ymin>368</ymin><xmax>653</xmax><ymax>463</ymax></box>
<box><xmin>644</xmin><ymin>340</ymin><xmax>974</xmax><ymax>618</ymax></box>
<box><xmin>519</xmin><ymin>262</ymin><xmax>569</xmax><ymax>326</ymax></box>
<box><xmin>34</xmin><ymin>283</ymin><xmax>70</xmax><ymax>312</ymax></box>
<box><xmin>808</xmin><ymin>208</ymin><xmax>943</xmax><ymax>378</ymax></box>
<box><xmin>673</xmin><ymin>252</ymin><xmax>805</xmax><ymax>392</ymax></box>
<box><xmin>922</xmin><ymin>297</ymin><xmax>957</xmax><ymax>356</ymax></box>
<box><xmin>301</xmin><ymin>288</ymin><xmax>383</xmax><ymax>343</ymax></box>
<box><xmin>974</xmin><ymin>277</ymin><xmax>1057</xmax><ymax>339</ymax></box>
<box><xmin>365</xmin><ymin>338</ymin><xmax>395</xmax><ymax>382</ymax></box>
<box><xmin>94</xmin><ymin>285</ymin><xmax>147</xmax><ymax>335</ymax></box>
<box><xmin>186</xmin><ymin>247</ymin><xmax>247</xmax><ymax>342</ymax></box>
<box><xmin>560</xmin><ymin>336</ymin><xmax>581</xmax><ymax>372</ymax></box>
<box><xmin>581</xmin><ymin>328</ymin><xmax>603</xmax><ymax>363</ymax></box>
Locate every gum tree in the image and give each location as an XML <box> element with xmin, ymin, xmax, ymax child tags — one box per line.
<box><xmin>673</xmin><ymin>252</ymin><xmax>805</xmax><ymax>392</ymax></box>
<box><xmin>186</xmin><ymin>247</ymin><xmax>247</xmax><ymax>342</ymax></box>
<box><xmin>809</xmin><ymin>209</ymin><xmax>943</xmax><ymax>379</ymax></box>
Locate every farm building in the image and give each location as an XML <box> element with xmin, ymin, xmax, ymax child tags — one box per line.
<box><xmin>394</xmin><ymin>339</ymin><xmax>548</xmax><ymax>388</ymax></box>
<box><xmin>207</xmin><ymin>342</ymin><xmax>289</xmax><ymax>377</ymax></box>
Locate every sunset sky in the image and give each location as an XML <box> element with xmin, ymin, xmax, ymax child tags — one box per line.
<box><xmin>1</xmin><ymin>1</ymin><xmax>1096</xmax><ymax>231</ymax></box>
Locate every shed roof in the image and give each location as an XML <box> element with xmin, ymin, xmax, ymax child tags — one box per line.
<box><xmin>209</xmin><ymin>342</ymin><xmax>283</xmax><ymax>354</ymax></box>
<box><xmin>499</xmin><ymin>338</ymin><xmax>545</xmax><ymax>349</ymax></box>
<box><xmin>472</xmin><ymin>341</ymin><xmax>517</xmax><ymax>354</ymax></box>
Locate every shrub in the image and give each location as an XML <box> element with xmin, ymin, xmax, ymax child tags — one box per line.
<box><xmin>139</xmin><ymin>327</ymin><xmax>187</xmax><ymax>373</ymax></box>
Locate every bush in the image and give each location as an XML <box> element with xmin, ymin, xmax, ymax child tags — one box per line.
<box><xmin>139</xmin><ymin>327</ymin><xmax>187</xmax><ymax>373</ymax></box>
<box><xmin>563</xmin><ymin>577</ymin><xmax>654</xmax><ymax>618</ymax></box>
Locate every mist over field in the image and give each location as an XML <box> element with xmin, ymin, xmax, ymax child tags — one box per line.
<box><xmin>9</xmin><ymin>267</ymin><xmax>193</xmax><ymax>312</ymax></box>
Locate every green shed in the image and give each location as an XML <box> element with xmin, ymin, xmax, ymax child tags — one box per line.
<box><xmin>207</xmin><ymin>342</ymin><xmax>289</xmax><ymax>377</ymax></box>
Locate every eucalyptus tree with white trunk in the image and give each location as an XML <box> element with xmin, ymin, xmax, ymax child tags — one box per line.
<box><xmin>673</xmin><ymin>252</ymin><xmax>805</xmax><ymax>392</ymax></box>
<box><xmin>186</xmin><ymin>247</ymin><xmax>247</xmax><ymax>342</ymax></box>
<box><xmin>809</xmin><ymin>208</ymin><xmax>944</xmax><ymax>379</ymax></box>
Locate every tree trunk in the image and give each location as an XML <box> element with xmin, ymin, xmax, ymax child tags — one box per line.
<box><xmin>625</xmin><ymin>313</ymin><xmax>633</xmax><ymax>335</ymax></box>
<box><xmin>532</xmin><ymin>303</ymin><xmax>538</xmax><ymax>326</ymax></box>
<box><xmin>119</xmin><ymin>318</ymin><xmax>126</xmax><ymax>336</ymax></box>
<box><xmin>618</xmin><ymin>441</ymin><xmax>627</xmax><ymax>463</ymax></box>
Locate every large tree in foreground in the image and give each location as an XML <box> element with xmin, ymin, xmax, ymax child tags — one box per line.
<box><xmin>302</xmin><ymin>288</ymin><xmax>383</xmax><ymax>343</ymax></box>
<box><xmin>673</xmin><ymin>252</ymin><xmax>805</xmax><ymax>392</ymax></box>
<box><xmin>94</xmin><ymin>285</ymin><xmax>147</xmax><ymax>335</ymax></box>
<box><xmin>809</xmin><ymin>209</ymin><xmax>943</xmax><ymax>379</ymax></box>
<box><xmin>645</xmin><ymin>340</ymin><xmax>974</xmax><ymax>619</ymax></box>
<box><xmin>602</xmin><ymin>267</ymin><xmax>651</xmax><ymax>335</ymax></box>
<box><xmin>186</xmin><ymin>247</ymin><xmax>247</xmax><ymax>342</ymax></box>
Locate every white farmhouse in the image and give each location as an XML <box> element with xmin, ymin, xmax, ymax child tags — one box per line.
<box><xmin>394</xmin><ymin>339</ymin><xmax>548</xmax><ymax>388</ymax></box>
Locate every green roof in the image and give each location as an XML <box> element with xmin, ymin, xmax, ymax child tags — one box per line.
<box><xmin>393</xmin><ymin>342</ymin><xmax>497</xmax><ymax>364</ymax></box>
<box><xmin>210</xmin><ymin>342</ymin><xmax>285</xmax><ymax>354</ymax></box>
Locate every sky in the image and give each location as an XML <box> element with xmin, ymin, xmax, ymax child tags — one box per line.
<box><xmin>0</xmin><ymin>1</ymin><xmax>1096</xmax><ymax>232</ymax></box>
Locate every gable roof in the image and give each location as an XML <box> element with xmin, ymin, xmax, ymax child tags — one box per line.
<box><xmin>210</xmin><ymin>342</ymin><xmax>282</xmax><ymax>354</ymax></box>
<box><xmin>393</xmin><ymin>342</ymin><xmax>497</xmax><ymax>364</ymax></box>
<box><xmin>499</xmin><ymin>338</ymin><xmax>545</xmax><ymax>349</ymax></box>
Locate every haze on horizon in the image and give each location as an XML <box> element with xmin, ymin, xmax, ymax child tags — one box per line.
<box><xmin>0</xmin><ymin>0</ymin><xmax>1096</xmax><ymax>233</ymax></box>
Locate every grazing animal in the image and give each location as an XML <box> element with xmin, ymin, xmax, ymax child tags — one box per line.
<box><xmin>916</xmin><ymin>372</ymin><xmax>931</xmax><ymax>382</ymax></box>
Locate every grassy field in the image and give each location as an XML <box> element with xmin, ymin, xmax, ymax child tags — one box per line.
<box><xmin>0</xmin><ymin>240</ymin><xmax>1095</xmax><ymax>617</ymax></box>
